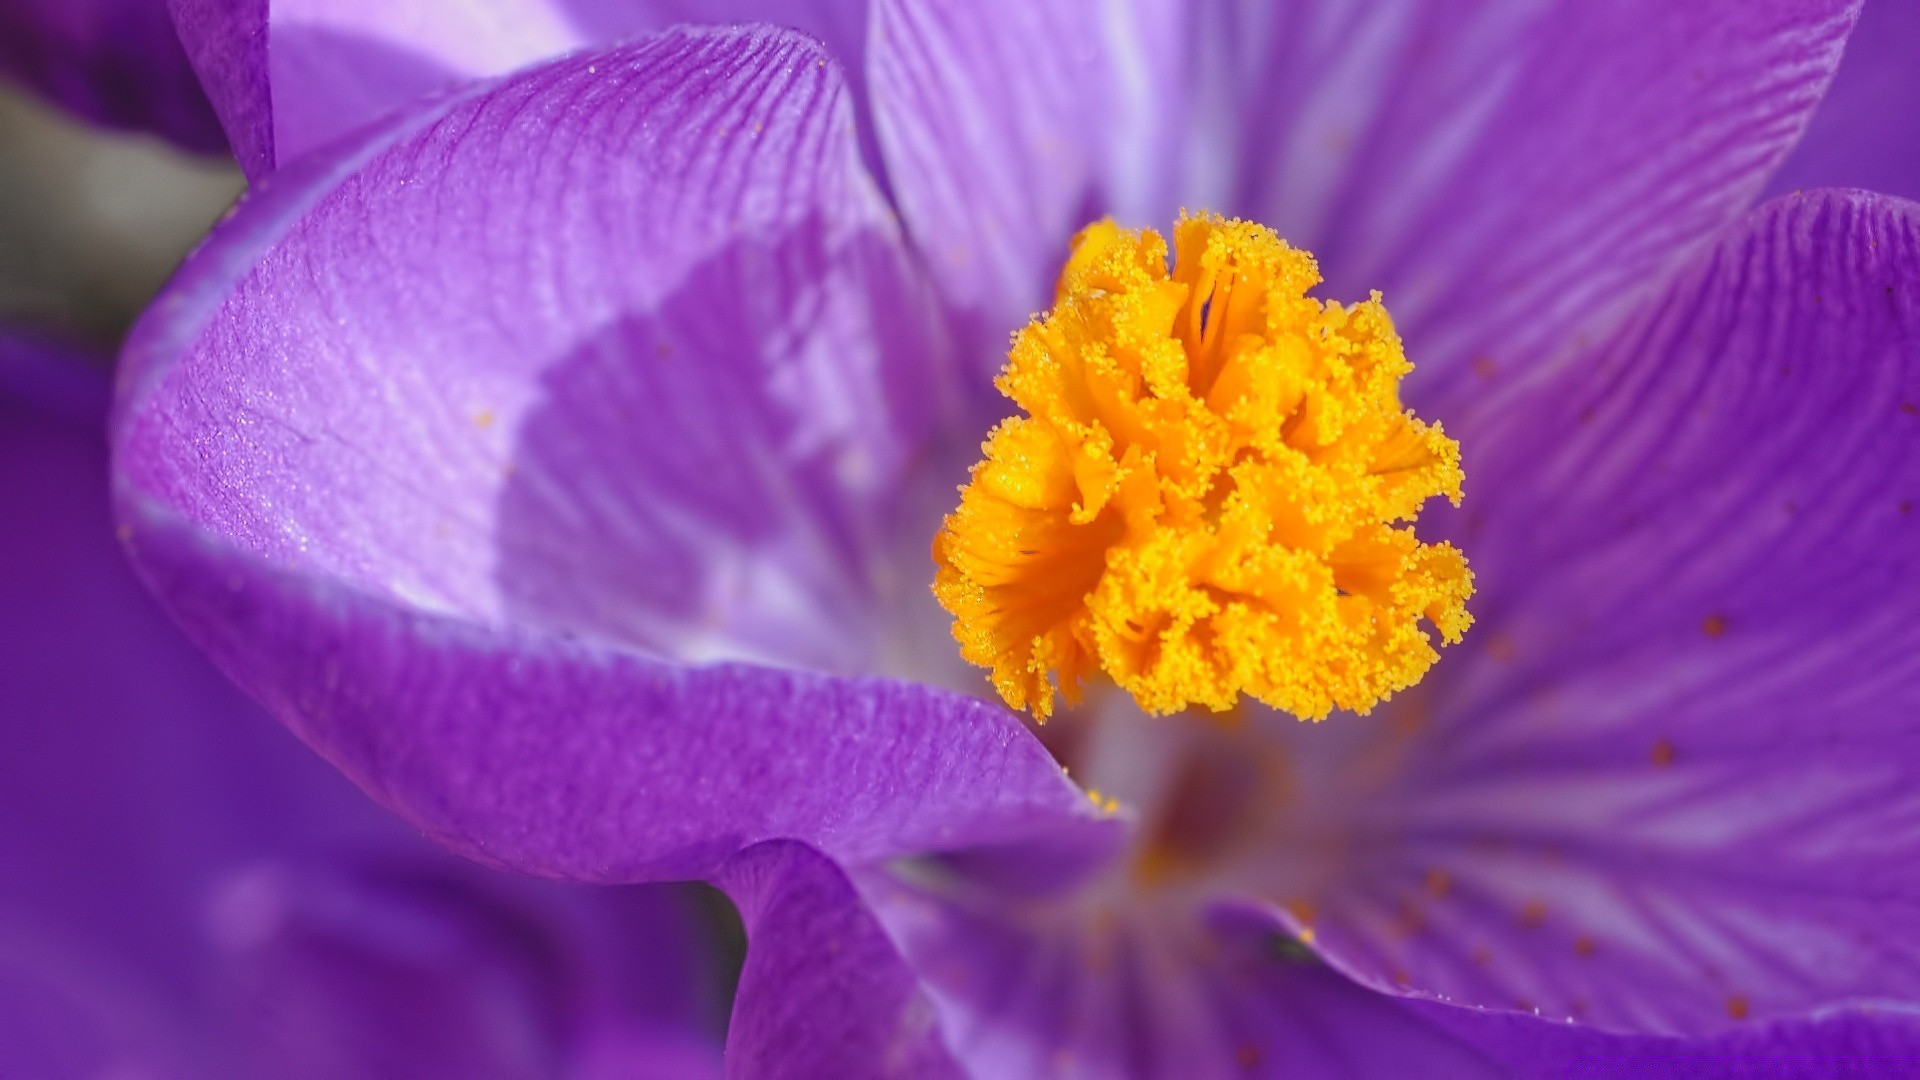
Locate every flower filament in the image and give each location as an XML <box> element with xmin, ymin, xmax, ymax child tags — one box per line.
<box><xmin>932</xmin><ymin>214</ymin><xmax>1471</xmax><ymax>721</ymax></box>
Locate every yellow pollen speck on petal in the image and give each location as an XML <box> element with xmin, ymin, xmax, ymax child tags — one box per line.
<box><xmin>930</xmin><ymin>213</ymin><xmax>1473</xmax><ymax>720</ymax></box>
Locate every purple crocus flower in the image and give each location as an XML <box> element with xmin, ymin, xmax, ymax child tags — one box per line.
<box><xmin>93</xmin><ymin>0</ymin><xmax>1920</xmax><ymax>1075</ymax></box>
<box><xmin>2</xmin><ymin>337</ymin><xmax>729</xmax><ymax>1077</ymax></box>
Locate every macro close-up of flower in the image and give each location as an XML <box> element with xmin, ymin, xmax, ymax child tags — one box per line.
<box><xmin>4</xmin><ymin>0</ymin><xmax>1920</xmax><ymax>1077</ymax></box>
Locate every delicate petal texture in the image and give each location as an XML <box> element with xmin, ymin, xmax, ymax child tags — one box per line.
<box><xmin>123</xmin><ymin>27</ymin><xmax>946</xmax><ymax>675</ymax></box>
<box><xmin>1194</xmin><ymin>0</ymin><xmax>1861</xmax><ymax>413</ymax></box>
<box><xmin>868</xmin><ymin>856</ymin><xmax>1920</xmax><ymax>1076</ymax></box>
<box><xmin>0</xmin><ymin>0</ymin><xmax>225</xmax><ymax>152</ymax></box>
<box><xmin>123</xmin><ymin>518</ymin><xmax>1109</xmax><ymax>884</ymax></box>
<box><xmin>1767</xmin><ymin>0</ymin><xmax>1920</xmax><ymax>203</ymax></box>
<box><xmin>1420</xmin><ymin>999</ymin><xmax>1920</xmax><ymax>1078</ymax></box>
<box><xmin>869</xmin><ymin>0</ymin><xmax>1184</xmax><ymax>366</ymax></box>
<box><xmin>114</xmin><ymin>27</ymin><xmax>1100</xmax><ymax>884</ymax></box>
<box><xmin>168</xmin><ymin>0</ymin><xmax>867</xmax><ymax>178</ymax></box>
<box><xmin>855</xmin><ymin>870</ymin><xmax>1510</xmax><ymax>1078</ymax></box>
<box><xmin>721</xmin><ymin>842</ymin><xmax>964</xmax><ymax>1079</ymax></box>
<box><xmin>876</xmin><ymin>0</ymin><xmax>1859</xmax><ymax>403</ymax></box>
<box><xmin>1263</xmin><ymin>191</ymin><xmax>1920</xmax><ymax>1033</ymax></box>
<box><xmin>1</xmin><ymin>343</ymin><xmax>393</xmax><ymax>1002</ymax></box>
<box><xmin>3</xmin><ymin>340</ymin><xmax>725</xmax><ymax>1076</ymax></box>
<box><xmin>167</xmin><ymin>0</ymin><xmax>274</xmax><ymax>174</ymax></box>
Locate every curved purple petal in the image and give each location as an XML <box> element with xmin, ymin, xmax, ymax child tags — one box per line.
<box><xmin>1766</xmin><ymin>0</ymin><xmax>1920</xmax><ymax>203</ymax></box>
<box><xmin>845</xmin><ymin>867</ymin><xmax>1511</xmax><ymax>1077</ymax></box>
<box><xmin>720</xmin><ymin>842</ymin><xmax>964</xmax><ymax>1079</ymax></box>
<box><xmin>208</xmin><ymin>861</ymin><xmax>725</xmax><ymax>1079</ymax></box>
<box><xmin>875</xmin><ymin>0</ymin><xmax>1859</xmax><ymax>404</ymax></box>
<box><xmin>168</xmin><ymin>0</ymin><xmax>868</xmax><ymax>179</ymax></box>
<box><xmin>0</xmin><ymin>0</ymin><xmax>225</xmax><ymax>153</ymax></box>
<box><xmin>113</xmin><ymin>26</ymin><xmax>1101</xmax><ymax>885</ymax></box>
<box><xmin>731</xmin><ymin>838</ymin><xmax>1920</xmax><ymax>1077</ymax></box>
<box><xmin>0</xmin><ymin>339</ymin><xmax>370</xmax><ymax>1073</ymax></box>
<box><xmin>167</xmin><ymin>0</ymin><xmax>272</xmax><ymax>175</ymax></box>
<box><xmin>1260</xmin><ymin>190</ymin><xmax>1920</xmax><ymax>1033</ymax></box>
<box><xmin>868</xmin><ymin>0</ymin><xmax>1184</xmax><ymax>367</ymax></box>
<box><xmin>1206</xmin><ymin>0</ymin><xmax>1861</xmax><ymax>414</ymax></box>
<box><xmin>1</xmin><ymin>340</ymin><xmax>397</xmax><ymax>998</ymax></box>
<box><xmin>1420</xmin><ymin>999</ymin><xmax>1920</xmax><ymax>1078</ymax></box>
<box><xmin>4</xmin><ymin>337</ymin><xmax>728</xmax><ymax>1077</ymax></box>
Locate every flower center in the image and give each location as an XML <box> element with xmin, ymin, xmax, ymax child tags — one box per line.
<box><xmin>931</xmin><ymin>214</ymin><xmax>1472</xmax><ymax>721</ymax></box>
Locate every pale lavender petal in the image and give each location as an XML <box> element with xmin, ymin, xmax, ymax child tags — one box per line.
<box><xmin>849</xmin><ymin>868</ymin><xmax>1510</xmax><ymax>1077</ymax></box>
<box><xmin>862</xmin><ymin>851</ymin><xmax>1920</xmax><ymax>1078</ymax></box>
<box><xmin>1191</xmin><ymin>0</ymin><xmax>1860</xmax><ymax>414</ymax></box>
<box><xmin>1766</xmin><ymin>0</ymin><xmax>1920</xmax><ymax>203</ymax></box>
<box><xmin>1261</xmin><ymin>191</ymin><xmax>1920</xmax><ymax>1033</ymax></box>
<box><xmin>0</xmin><ymin>0</ymin><xmax>225</xmax><ymax>152</ymax></box>
<box><xmin>874</xmin><ymin>1</ymin><xmax>1856</xmax><ymax>393</ymax></box>
<box><xmin>869</xmin><ymin>0</ymin><xmax>1185</xmax><ymax>367</ymax></box>
<box><xmin>168</xmin><ymin>0</ymin><xmax>867</xmax><ymax>179</ymax></box>
<box><xmin>721</xmin><ymin>842</ymin><xmax>964</xmax><ymax>1079</ymax></box>
<box><xmin>1419</xmin><ymin>998</ymin><xmax>1920</xmax><ymax>1078</ymax></box>
<box><xmin>114</xmin><ymin>27</ymin><xmax>1099</xmax><ymax>884</ymax></box>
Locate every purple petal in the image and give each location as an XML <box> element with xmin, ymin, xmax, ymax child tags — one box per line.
<box><xmin>1766</xmin><ymin>0</ymin><xmax>1920</xmax><ymax>203</ymax></box>
<box><xmin>875</xmin><ymin>1</ymin><xmax>1859</xmax><ymax>402</ymax></box>
<box><xmin>846</xmin><ymin>868</ymin><xmax>1512</xmax><ymax>1077</ymax></box>
<box><xmin>0</xmin><ymin>339</ymin><xmax>396</xmax><ymax>999</ymax></box>
<box><xmin>1264</xmin><ymin>190</ymin><xmax>1920</xmax><ymax>1033</ymax></box>
<box><xmin>114</xmin><ymin>27</ymin><xmax>1100</xmax><ymax>883</ymax></box>
<box><xmin>1421</xmin><ymin>999</ymin><xmax>1920</xmax><ymax>1077</ymax></box>
<box><xmin>1198</xmin><ymin>0</ymin><xmax>1861</xmax><ymax>414</ymax></box>
<box><xmin>861</xmin><ymin>850</ymin><xmax>1920</xmax><ymax>1078</ymax></box>
<box><xmin>0</xmin><ymin>954</ymin><xmax>190</xmax><ymax>1080</ymax></box>
<box><xmin>0</xmin><ymin>0</ymin><xmax>225</xmax><ymax>153</ymax></box>
<box><xmin>720</xmin><ymin>842</ymin><xmax>964</xmax><ymax>1079</ymax></box>
<box><xmin>868</xmin><ymin>0</ymin><xmax>1184</xmax><ymax>366</ymax></box>
<box><xmin>0</xmin><ymin>338</ymin><xmax>373</xmax><ymax>1075</ymax></box>
<box><xmin>167</xmin><ymin>0</ymin><xmax>272</xmax><ymax>174</ymax></box>
<box><xmin>0</xmin><ymin>329</ymin><xmax>108</xmax><ymax>419</ymax></box>
<box><xmin>208</xmin><ymin>862</ymin><xmax>724</xmax><ymax>1079</ymax></box>
<box><xmin>168</xmin><ymin>0</ymin><xmax>869</xmax><ymax>179</ymax></box>
<box><xmin>3</xmin><ymin>337</ymin><xmax>727</xmax><ymax>1076</ymax></box>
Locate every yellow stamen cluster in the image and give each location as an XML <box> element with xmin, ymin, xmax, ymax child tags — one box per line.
<box><xmin>931</xmin><ymin>214</ymin><xmax>1472</xmax><ymax>721</ymax></box>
